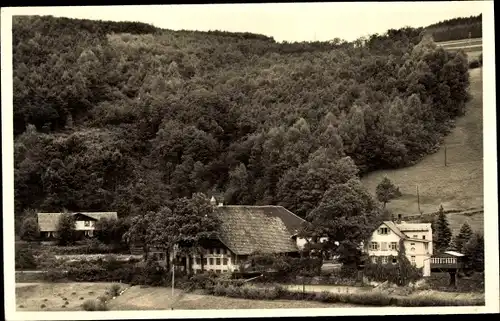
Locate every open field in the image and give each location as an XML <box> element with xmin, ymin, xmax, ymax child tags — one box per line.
<box><xmin>15</xmin><ymin>283</ymin><xmax>356</xmax><ymax>311</ymax></box>
<box><xmin>16</xmin><ymin>282</ymin><xmax>485</xmax><ymax>311</ymax></box>
<box><xmin>361</xmin><ymin>66</ymin><xmax>483</xmax><ymax>235</ymax></box>
<box><xmin>16</xmin><ymin>282</ymin><xmax>125</xmax><ymax>311</ymax></box>
<box><xmin>436</xmin><ymin>38</ymin><xmax>482</xmax><ymax>61</ymax></box>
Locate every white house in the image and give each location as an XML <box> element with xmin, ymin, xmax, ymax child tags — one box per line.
<box><xmin>37</xmin><ymin>212</ymin><xmax>118</xmax><ymax>240</ymax></box>
<box><xmin>366</xmin><ymin>221</ymin><xmax>433</xmax><ymax>276</ymax></box>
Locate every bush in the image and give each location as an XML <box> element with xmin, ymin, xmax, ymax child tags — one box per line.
<box><xmin>15</xmin><ymin>246</ymin><xmax>37</xmax><ymax>270</ymax></box>
<box><xmin>469</xmin><ymin>59</ymin><xmax>481</xmax><ymax>69</ymax></box>
<box><xmin>242</xmin><ymin>253</ymin><xmax>322</xmax><ymax>282</ymax></box>
<box><xmin>109</xmin><ymin>284</ymin><xmax>121</xmax><ymax>297</ymax></box>
<box><xmin>82</xmin><ymin>299</ymin><xmax>108</xmax><ymax>311</ymax></box>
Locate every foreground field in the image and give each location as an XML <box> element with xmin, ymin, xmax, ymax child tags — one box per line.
<box><xmin>16</xmin><ymin>282</ymin><xmax>124</xmax><ymax>311</ymax></box>
<box><xmin>16</xmin><ymin>282</ymin><xmax>485</xmax><ymax>311</ymax></box>
<box><xmin>361</xmin><ymin>66</ymin><xmax>483</xmax><ymax>234</ymax></box>
<box><xmin>15</xmin><ymin>283</ymin><xmax>356</xmax><ymax>311</ymax></box>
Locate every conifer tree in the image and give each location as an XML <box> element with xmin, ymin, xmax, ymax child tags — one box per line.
<box><xmin>462</xmin><ymin>232</ymin><xmax>484</xmax><ymax>272</ymax></box>
<box><xmin>434</xmin><ymin>205</ymin><xmax>452</xmax><ymax>252</ymax></box>
<box><xmin>453</xmin><ymin>222</ymin><xmax>474</xmax><ymax>253</ymax></box>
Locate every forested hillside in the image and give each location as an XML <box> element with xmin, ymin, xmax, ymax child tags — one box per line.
<box><xmin>425</xmin><ymin>14</ymin><xmax>482</xmax><ymax>42</ymax></box>
<box><xmin>13</xmin><ymin>15</ymin><xmax>470</xmax><ymax>224</ymax></box>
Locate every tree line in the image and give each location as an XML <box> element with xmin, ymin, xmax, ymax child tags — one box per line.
<box><xmin>425</xmin><ymin>14</ymin><xmax>482</xmax><ymax>42</ymax></box>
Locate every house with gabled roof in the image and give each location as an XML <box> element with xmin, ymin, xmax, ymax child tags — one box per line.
<box><xmin>365</xmin><ymin>220</ymin><xmax>433</xmax><ymax>276</ymax></box>
<box><xmin>37</xmin><ymin>212</ymin><xmax>118</xmax><ymax>240</ymax></box>
<box><xmin>149</xmin><ymin>202</ymin><xmax>307</xmax><ymax>274</ymax></box>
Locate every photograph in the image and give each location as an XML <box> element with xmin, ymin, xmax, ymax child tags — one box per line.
<box><xmin>1</xmin><ymin>1</ymin><xmax>498</xmax><ymax>319</ymax></box>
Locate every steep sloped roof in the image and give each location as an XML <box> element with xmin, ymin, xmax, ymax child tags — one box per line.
<box><xmin>37</xmin><ymin>212</ymin><xmax>118</xmax><ymax>232</ymax></box>
<box><xmin>381</xmin><ymin>221</ymin><xmax>431</xmax><ymax>243</ymax></box>
<box><xmin>213</xmin><ymin>206</ymin><xmax>305</xmax><ymax>255</ymax></box>
<box><xmin>397</xmin><ymin>223</ymin><xmax>432</xmax><ymax>232</ymax></box>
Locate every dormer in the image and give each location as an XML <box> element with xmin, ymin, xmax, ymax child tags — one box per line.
<box><xmin>377</xmin><ymin>226</ymin><xmax>390</xmax><ymax>235</ymax></box>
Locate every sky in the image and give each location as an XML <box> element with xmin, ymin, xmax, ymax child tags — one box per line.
<box><xmin>5</xmin><ymin>2</ymin><xmax>486</xmax><ymax>42</ymax></box>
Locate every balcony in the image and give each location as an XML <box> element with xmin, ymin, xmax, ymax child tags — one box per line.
<box><xmin>430</xmin><ymin>257</ymin><xmax>464</xmax><ymax>271</ymax></box>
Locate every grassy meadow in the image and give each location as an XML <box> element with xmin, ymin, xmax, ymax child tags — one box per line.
<box><xmin>16</xmin><ymin>282</ymin><xmax>484</xmax><ymax>311</ymax></box>
<box><xmin>361</xmin><ymin>56</ymin><xmax>483</xmax><ymax>235</ymax></box>
<box><xmin>16</xmin><ymin>282</ymin><xmax>124</xmax><ymax>311</ymax></box>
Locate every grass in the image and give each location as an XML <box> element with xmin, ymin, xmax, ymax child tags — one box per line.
<box><xmin>15</xmin><ymin>282</ymin><xmax>125</xmax><ymax>311</ymax></box>
<box><xmin>108</xmin><ymin>285</ymin><xmax>355</xmax><ymax>310</ymax></box>
<box><xmin>16</xmin><ymin>282</ymin><xmax>484</xmax><ymax>310</ymax></box>
<box><xmin>361</xmin><ymin>66</ymin><xmax>483</xmax><ymax>235</ymax></box>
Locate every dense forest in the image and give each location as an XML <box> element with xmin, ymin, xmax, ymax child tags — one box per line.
<box><xmin>13</xmin><ymin>15</ymin><xmax>471</xmax><ymax>229</ymax></box>
<box><xmin>425</xmin><ymin>14</ymin><xmax>482</xmax><ymax>42</ymax></box>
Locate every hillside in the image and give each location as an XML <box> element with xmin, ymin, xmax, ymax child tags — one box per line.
<box><xmin>425</xmin><ymin>14</ymin><xmax>482</xmax><ymax>42</ymax></box>
<box><xmin>13</xmin><ymin>16</ymin><xmax>471</xmax><ymax>228</ymax></box>
<box><xmin>361</xmin><ymin>64</ymin><xmax>483</xmax><ymax>235</ymax></box>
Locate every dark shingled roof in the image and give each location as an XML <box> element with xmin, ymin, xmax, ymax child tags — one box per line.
<box><xmin>213</xmin><ymin>205</ymin><xmax>306</xmax><ymax>255</ymax></box>
<box><xmin>37</xmin><ymin>212</ymin><xmax>118</xmax><ymax>232</ymax></box>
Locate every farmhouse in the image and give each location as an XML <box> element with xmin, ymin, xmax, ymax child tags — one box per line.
<box><xmin>149</xmin><ymin>202</ymin><xmax>306</xmax><ymax>274</ymax></box>
<box><xmin>366</xmin><ymin>221</ymin><xmax>433</xmax><ymax>276</ymax></box>
<box><xmin>37</xmin><ymin>212</ymin><xmax>118</xmax><ymax>240</ymax></box>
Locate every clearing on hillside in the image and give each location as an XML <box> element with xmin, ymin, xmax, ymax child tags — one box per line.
<box><xmin>361</xmin><ymin>65</ymin><xmax>483</xmax><ymax>235</ymax></box>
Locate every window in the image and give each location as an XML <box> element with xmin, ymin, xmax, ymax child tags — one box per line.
<box><xmin>370</xmin><ymin>242</ymin><xmax>379</xmax><ymax>250</ymax></box>
<box><xmin>209</xmin><ymin>258</ymin><xmax>214</xmax><ymax>265</ymax></box>
<box><xmin>84</xmin><ymin>221</ymin><xmax>90</xmax><ymax>227</ymax></box>
<box><xmin>205</xmin><ymin>258</ymin><xmax>209</xmax><ymax>265</ymax></box>
<box><xmin>381</xmin><ymin>242</ymin><xmax>388</xmax><ymax>251</ymax></box>
<box><xmin>410</xmin><ymin>247</ymin><xmax>415</xmax><ymax>252</ymax></box>
<box><xmin>410</xmin><ymin>242</ymin><xmax>415</xmax><ymax>246</ymax></box>
<box><xmin>371</xmin><ymin>256</ymin><xmax>377</xmax><ymax>264</ymax></box>
<box><xmin>196</xmin><ymin>258</ymin><xmax>201</xmax><ymax>265</ymax></box>
<box><xmin>392</xmin><ymin>258</ymin><xmax>397</xmax><ymax>264</ymax></box>
<box><xmin>410</xmin><ymin>256</ymin><xmax>416</xmax><ymax>265</ymax></box>
<box><xmin>212</xmin><ymin>248</ymin><xmax>216</xmax><ymax>254</ymax></box>
<box><xmin>159</xmin><ymin>252</ymin><xmax>165</xmax><ymax>261</ymax></box>
<box><xmin>413</xmin><ymin>235</ymin><xmax>418</xmax><ymax>238</ymax></box>
<box><xmin>223</xmin><ymin>258</ymin><xmax>228</xmax><ymax>265</ymax></box>
<box><xmin>379</xmin><ymin>227</ymin><xmax>389</xmax><ymax>235</ymax></box>
<box><xmin>424</xmin><ymin>243</ymin><xmax>429</xmax><ymax>251</ymax></box>
<box><xmin>382</xmin><ymin>256</ymin><xmax>388</xmax><ymax>264</ymax></box>
<box><xmin>216</xmin><ymin>258</ymin><xmax>221</xmax><ymax>265</ymax></box>
<box><xmin>390</xmin><ymin>242</ymin><xmax>398</xmax><ymax>250</ymax></box>
<box><xmin>215</xmin><ymin>269</ymin><xmax>221</xmax><ymax>273</ymax></box>
<box><xmin>422</xmin><ymin>235</ymin><xmax>426</xmax><ymax>240</ymax></box>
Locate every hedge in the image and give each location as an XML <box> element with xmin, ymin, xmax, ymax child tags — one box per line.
<box><xmin>204</xmin><ymin>283</ymin><xmax>485</xmax><ymax>307</ymax></box>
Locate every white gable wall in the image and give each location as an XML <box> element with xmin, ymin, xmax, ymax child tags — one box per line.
<box><xmin>366</xmin><ymin>223</ymin><xmax>432</xmax><ymax>277</ymax></box>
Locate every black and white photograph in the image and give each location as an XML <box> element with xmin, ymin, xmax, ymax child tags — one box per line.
<box><xmin>1</xmin><ymin>1</ymin><xmax>498</xmax><ymax>319</ymax></box>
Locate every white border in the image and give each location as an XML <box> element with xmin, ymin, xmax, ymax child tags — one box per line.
<box><xmin>2</xmin><ymin>2</ymin><xmax>498</xmax><ymax>320</ymax></box>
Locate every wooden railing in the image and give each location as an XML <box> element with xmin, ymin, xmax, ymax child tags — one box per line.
<box><xmin>431</xmin><ymin>257</ymin><xmax>457</xmax><ymax>265</ymax></box>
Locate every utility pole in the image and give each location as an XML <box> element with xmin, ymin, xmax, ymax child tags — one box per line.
<box><xmin>416</xmin><ymin>185</ymin><xmax>421</xmax><ymax>214</ymax></box>
<box><xmin>171</xmin><ymin>243</ymin><xmax>178</xmax><ymax>310</ymax></box>
<box><xmin>469</xmin><ymin>31</ymin><xmax>472</xmax><ymax>47</ymax></box>
<box><xmin>444</xmin><ymin>144</ymin><xmax>447</xmax><ymax>167</ymax></box>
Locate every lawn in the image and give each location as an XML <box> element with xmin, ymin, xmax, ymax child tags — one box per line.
<box><xmin>361</xmin><ymin>66</ymin><xmax>483</xmax><ymax>235</ymax></box>
<box><xmin>16</xmin><ymin>282</ymin><xmax>126</xmax><ymax>311</ymax></box>
<box><xmin>16</xmin><ymin>282</ymin><xmax>485</xmax><ymax>310</ymax></box>
<box><xmin>108</xmin><ymin>285</ymin><xmax>357</xmax><ymax>310</ymax></box>
<box><xmin>15</xmin><ymin>283</ymin><xmax>357</xmax><ymax>311</ymax></box>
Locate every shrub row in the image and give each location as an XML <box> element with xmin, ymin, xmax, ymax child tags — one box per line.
<box><xmin>204</xmin><ymin>284</ymin><xmax>485</xmax><ymax>307</ymax></box>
